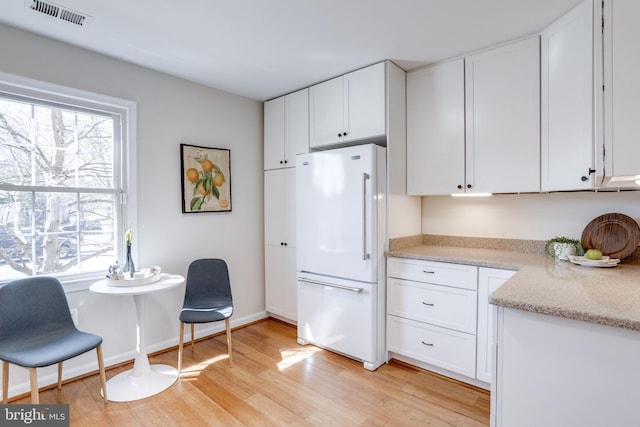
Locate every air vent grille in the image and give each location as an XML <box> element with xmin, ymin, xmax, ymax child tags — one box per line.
<box><xmin>59</xmin><ymin>9</ymin><xmax>85</xmax><ymax>25</ymax></box>
<box><xmin>30</xmin><ymin>0</ymin><xmax>59</xmax><ymax>17</ymax></box>
<box><xmin>28</xmin><ymin>0</ymin><xmax>88</xmax><ymax>26</ymax></box>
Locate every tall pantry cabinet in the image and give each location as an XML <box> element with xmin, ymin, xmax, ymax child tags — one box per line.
<box><xmin>264</xmin><ymin>88</ymin><xmax>309</xmax><ymax>322</ymax></box>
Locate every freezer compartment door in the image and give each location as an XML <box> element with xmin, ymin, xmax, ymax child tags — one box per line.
<box><xmin>297</xmin><ymin>274</ymin><xmax>376</xmax><ymax>363</ymax></box>
<box><xmin>296</xmin><ymin>144</ymin><xmax>384</xmax><ymax>282</ymax></box>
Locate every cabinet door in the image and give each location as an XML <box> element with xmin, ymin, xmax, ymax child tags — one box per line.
<box><xmin>344</xmin><ymin>62</ymin><xmax>386</xmax><ymax>143</ymax></box>
<box><xmin>264</xmin><ymin>96</ymin><xmax>285</xmax><ymax>170</ymax></box>
<box><xmin>264</xmin><ymin>169</ymin><xmax>297</xmax><ymax>320</ymax></box>
<box><xmin>476</xmin><ymin>267</ymin><xmax>515</xmax><ymax>384</ymax></box>
<box><xmin>309</xmin><ymin>76</ymin><xmax>344</xmax><ymax>148</ymax></box>
<box><xmin>465</xmin><ymin>37</ymin><xmax>540</xmax><ymax>193</ymax></box>
<box><xmin>284</xmin><ymin>88</ymin><xmax>309</xmax><ymax>166</ymax></box>
<box><xmin>542</xmin><ymin>0</ymin><xmax>594</xmax><ymax>191</ymax></box>
<box><xmin>407</xmin><ymin>60</ymin><xmax>465</xmax><ymax>195</ymax></box>
<box><xmin>604</xmin><ymin>0</ymin><xmax>640</xmax><ymax>177</ymax></box>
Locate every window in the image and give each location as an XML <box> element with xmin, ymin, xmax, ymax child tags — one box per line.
<box><xmin>0</xmin><ymin>73</ymin><xmax>136</xmax><ymax>287</ymax></box>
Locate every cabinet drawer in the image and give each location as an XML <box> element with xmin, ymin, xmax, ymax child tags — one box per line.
<box><xmin>388</xmin><ymin>277</ymin><xmax>477</xmax><ymax>334</ymax></box>
<box><xmin>388</xmin><ymin>257</ymin><xmax>478</xmax><ymax>290</ymax></box>
<box><xmin>387</xmin><ymin>315</ymin><xmax>476</xmax><ymax>378</ymax></box>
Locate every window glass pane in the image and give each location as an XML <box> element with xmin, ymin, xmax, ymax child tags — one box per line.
<box><xmin>0</xmin><ymin>99</ymin><xmax>32</xmax><ymax>186</ymax></box>
<box><xmin>0</xmin><ymin>98</ymin><xmax>114</xmax><ymax>189</ymax></box>
<box><xmin>0</xmin><ymin>86</ymin><xmax>124</xmax><ymax>283</ymax></box>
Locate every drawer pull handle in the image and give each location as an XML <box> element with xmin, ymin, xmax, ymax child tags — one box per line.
<box><xmin>421</xmin><ymin>341</ymin><xmax>434</xmax><ymax>347</ymax></box>
<box><xmin>422</xmin><ymin>270</ymin><xmax>435</xmax><ymax>274</ymax></box>
<box><xmin>422</xmin><ymin>302</ymin><xmax>434</xmax><ymax>307</ymax></box>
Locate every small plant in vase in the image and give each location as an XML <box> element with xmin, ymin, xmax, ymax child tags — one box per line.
<box><xmin>545</xmin><ymin>236</ymin><xmax>583</xmax><ymax>261</ymax></box>
<box><xmin>123</xmin><ymin>228</ymin><xmax>136</xmax><ymax>278</ymax></box>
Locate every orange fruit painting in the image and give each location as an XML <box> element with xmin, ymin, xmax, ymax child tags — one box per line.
<box><xmin>183</xmin><ymin>147</ymin><xmax>229</xmax><ymax>212</ymax></box>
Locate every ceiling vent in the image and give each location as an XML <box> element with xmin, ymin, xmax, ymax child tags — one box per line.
<box><xmin>27</xmin><ymin>0</ymin><xmax>89</xmax><ymax>26</ymax></box>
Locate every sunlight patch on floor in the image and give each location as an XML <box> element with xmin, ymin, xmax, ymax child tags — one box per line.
<box><xmin>277</xmin><ymin>346</ymin><xmax>321</xmax><ymax>371</ymax></box>
<box><xmin>179</xmin><ymin>354</ymin><xmax>229</xmax><ymax>380</ymax></box>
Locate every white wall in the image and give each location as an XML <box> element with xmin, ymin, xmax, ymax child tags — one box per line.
<box><xmin>0</xmin><ymin>23</ymin><xmax>265</xmax><ymax>396</ymax></box>
<box><xmin>422</xmin><ymin>191</ymin><xmax>640</xmax><ymax>240</ymax></box>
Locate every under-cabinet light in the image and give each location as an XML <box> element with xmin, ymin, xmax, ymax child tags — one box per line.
<box><xmin>451</xmin><ymin>193</ymin><xmax>493</xmax><ymax>197</ymax></box>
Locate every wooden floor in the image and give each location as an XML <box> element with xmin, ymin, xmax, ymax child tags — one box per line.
<box><xmin>16</xmin><ymin>319</ymin><xmax>489</xmax><ymax>426</ymax></box>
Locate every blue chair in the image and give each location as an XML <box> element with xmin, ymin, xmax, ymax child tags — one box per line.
<box><xmin>0</xmin><ymin>277</ymin><xmax>107</xmax><ymax>404</ymax></box>
<box><xmin>178</xmin><ymin>259</ymin><xmax>234</xmax><ymax>372</ymax></box>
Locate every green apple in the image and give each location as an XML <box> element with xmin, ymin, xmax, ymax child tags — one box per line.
<box><xmin>585</xmin><ymin>249</ymin><xmax>603</xmax><ymax>260</ymax></box>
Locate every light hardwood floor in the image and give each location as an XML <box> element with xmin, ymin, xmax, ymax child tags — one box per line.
<box><xmin>14</xmin><ymin>319</ymin><xmax>489</xmax><ymax>426</ymax></box>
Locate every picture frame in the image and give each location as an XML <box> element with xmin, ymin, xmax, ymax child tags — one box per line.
<box><xmin>180</xmin><ymin>144</ymin><xmax>232</xmax><ymax>213</ymax></box>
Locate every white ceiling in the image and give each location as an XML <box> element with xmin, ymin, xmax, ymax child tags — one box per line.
<box><xmin>1</xmin><ymin>0</ymin><xmax>583</xmax><ymax>101</ymax></box>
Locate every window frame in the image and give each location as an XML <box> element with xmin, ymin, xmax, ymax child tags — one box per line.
<box><xmin>0</xmin><ymin>71</ymin><xmax>137</xmax><ymax>292</ymax></box>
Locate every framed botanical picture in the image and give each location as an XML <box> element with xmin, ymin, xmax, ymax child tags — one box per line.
<box><xmin>180</xmin><ymin>144</ymin><xmax>232</xmax><ymax>213</ymax></box>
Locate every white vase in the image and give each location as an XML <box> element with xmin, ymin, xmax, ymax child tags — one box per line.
<box><xmin>553</xmin><ymin>242</ymin><xmax>576</xmax><ymax>261</ymax></box>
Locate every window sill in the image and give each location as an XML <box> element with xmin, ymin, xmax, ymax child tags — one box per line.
<box><xmin>63</xmin><ymin>274</ymin><xmax>106</xmax><ymax>293</ymax></box>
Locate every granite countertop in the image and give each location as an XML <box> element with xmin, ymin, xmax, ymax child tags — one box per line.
<box><xmin>387</xmin><ymin>241</ymin><xmax>640</xmax><ymax>332</ymax></box>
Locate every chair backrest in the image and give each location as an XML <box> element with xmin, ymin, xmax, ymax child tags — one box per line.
<box><xmin>184</xmin><ymin>259</ymin><xmax>233</xmax><ymax>308</ymax></box>
<box><xmin>0</xmin><ymin>276</ymin><xmax>76</xmax><ymax>344</ymax></box>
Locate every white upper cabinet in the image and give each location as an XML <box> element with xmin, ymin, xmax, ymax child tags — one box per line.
<box><xmin>309</xmin><ymin>62</ymin><xmax>386</xmax><ymax>148</ymax></box>
<box><xmin>541</xmin><ymin>0</ymin><xmax>595</xmax><ymax>191</ymax></box>
<box><xmin>264</xmin><ymin>88</ymin><xmax>309</xmax><ymax>170</ymax></box>
<box><xmin>407</xmin><ymin>59</ymin><xmax>465</xmax><ymax>195</ymax></box>
<box><xmin>601</xmin><ymin>0</ymin><xmax>640</xmax><ymax>179</ymax></box>
<box><xmin>465</xmin><ymin>36</ymin><xmax>541</xmax><ymax>194</ymax></box>
<box><xmin>407</xmin><ymin>38</ymin><xmax>541</xmax><ymax>195</ymax></box>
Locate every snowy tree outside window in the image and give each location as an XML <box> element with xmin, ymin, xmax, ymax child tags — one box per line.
<box><xmin>0</xmin><ymin>76</ymin><xmax>134</xmax><ymax>283</ymax></box>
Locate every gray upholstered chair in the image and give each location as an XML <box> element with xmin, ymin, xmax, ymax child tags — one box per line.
<box><xmin>0</xmin><ymin>276</ymin><xmax>107</xmax><ymax>404</ymax></box>
<box><xmin>178</xmin><ymin>259</ymin><xmax>234</xmax><ymax>372</ymax></box>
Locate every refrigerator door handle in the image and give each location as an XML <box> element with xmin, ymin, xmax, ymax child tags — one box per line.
<box><xmin>299</xmin><ymin>277</ymin><xmax>364</xmax><ymax>293</ymax></box>
<box><xmin>362</xmin><ymin>172</ymin><xmax>370</xmax><ymax>261</ymax></box>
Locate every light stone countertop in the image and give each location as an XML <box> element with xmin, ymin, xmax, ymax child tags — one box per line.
<box><xmin>387</xmin><ymin>244</ymin><xmax>640</xmax><ymax>332</ymax></box>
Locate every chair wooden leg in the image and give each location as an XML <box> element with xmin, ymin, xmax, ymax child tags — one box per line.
<box><xmin>96</xmin><ymin>345</ymin><xmax>108</xmax><ymax>404</ymax></box>
<box><xmin>225</xmin><ymin>317</ymin><xmax>233</xmax><ymax>367</ymax></box>
<box><xmin>57</xmin><ymin>362</ymin><xmax>63</xmax><ymax>390</ymax></box>
<box><xmin>190</xmin><ymin>324</ymin><xmax>195</xmax><ymax>349</ymax></box>
<box><xmin>178</xmin><ymin>322</ymin><xmax>184</xmax><ymax>374</ymax></box>
<box><xmin>2</xmin><ymin>361</ymin><xmax>8</xmax><ymax>404</ymax></box>
<box><xmin>29</xmin><ymin>368</ymin><xmax>39</xmax><ymax>404</ymax></box>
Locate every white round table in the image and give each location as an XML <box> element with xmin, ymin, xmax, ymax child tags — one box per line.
<box><xmin>90</xmin><ymin>273</ymin><xmax>185</xmax><ymax>402</ymax></box>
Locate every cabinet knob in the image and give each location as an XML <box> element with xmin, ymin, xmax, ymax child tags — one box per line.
<box><xmin>279</xmin><ymin>160</ymin><xmax>284</xmax><ymax>164</ymax></box>
<box><xmin>343</xmin><ymin>132</ymin><xmax>347</xmax><ymax>136</ymax></box>
<box><xmin>457</xmin><ymin>185</ymin><xmax>463</xmax><ymax>189</ymax></box>
<box><xmin>284</xmin><ymin>160</ymin><xmax>288</xmax><ymax>164</ymax></box>
<box><xmin>581</xmin><ymin>176</ymin><xmax>588</xmax><ymax>182</ymax></box>
<box><xmin>280</xmin><ymin>242</ymin><xmax>284</xmax><ymax>246</ymax></box>
<box><xmin>283</xmin><ymin>242</ymin><xmax>288</xmax><ymax>246</ymax></box>
<box><xmin>338</xmin><ymin>133</ymin><xmax>342</xmax><ymax>137</ymax></box>
<box><xmin>467</xmin><ymin>184</ymin><xmax>472</xmax><ymax>189</ymax></box>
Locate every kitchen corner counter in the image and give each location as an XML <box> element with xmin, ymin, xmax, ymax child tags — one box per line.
<box><xmin>387</xmin><ymin>243</ymin><xmax>640</xmax><ymax>332</ymax></box>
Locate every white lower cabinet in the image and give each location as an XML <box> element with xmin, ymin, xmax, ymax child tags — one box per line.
<box><xmin>476</xmin><ymin>268</ymin><xmax>515</xmax><ymax>383</ymax></box>
<box><xmin>493</xmin><ymin>307</ymin><xmax>640</xmax><ymax>427</ymax></box>
<box><xmin>387</xmin><ymin>257</ymin><xmax>515</xmax><ymax>388</ymax></box>
<box><xmin>387</xmin><ymin>257</ymin><xmax>479</xmax><ymax>382</ymax></box>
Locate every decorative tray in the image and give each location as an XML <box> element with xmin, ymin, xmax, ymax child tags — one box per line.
<box><xmin>568</xmin><ymin>255</ymin><xmax>620</xmax><ymax>268</ymax></box>
<box><xmin>581</xmin><ymin>213</ymin><xmax>640</xmax><ymax>260</ymax></box>
<box><xmin>106</xmin><ymin>267</ymin><xmax>162</xmax><ymax>287</ymax></box>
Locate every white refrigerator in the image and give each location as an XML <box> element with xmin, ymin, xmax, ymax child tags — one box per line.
<box><xmin>296</xmin><ymin>143</ymin><xmax>387</xmax><ymax>371</ymax></box>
